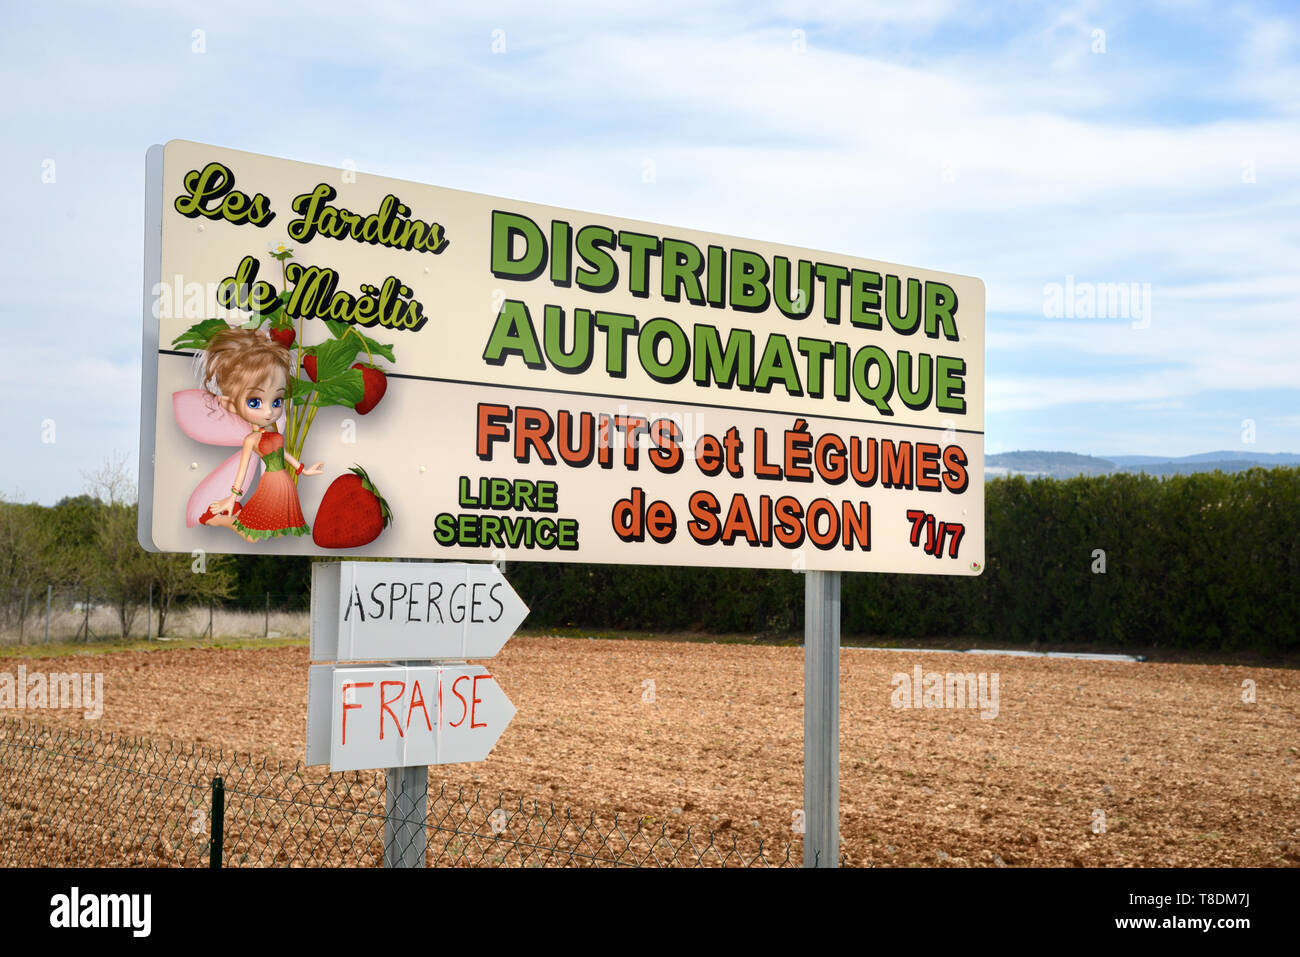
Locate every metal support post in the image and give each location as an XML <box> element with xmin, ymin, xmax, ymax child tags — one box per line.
<box><xmin>803</xmin><ymin>569</ymin><xmax>840</xmax><ymax>868</ymax></box>
<box><xmin>384</xmin><ymin>762</ymin><xmax>428</xmax><ymax>867</ymax></box>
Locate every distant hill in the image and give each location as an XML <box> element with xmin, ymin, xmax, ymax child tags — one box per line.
<box><xmin>986</xmin><ymin>450</ymin><xmax>1300</xmax><ymax>480</ymax></box>
<box><xmin>985</xmin><ymin>451</ymin><xmax>1116</xmax><ymax>480</ymax></box>
<box><xmin>1102</xmin><ymin>455</ymin><xmax>1170</xmax><ymax>466</ymax></box>
<box><xmin>1107</xmin><ymin>451</ymin><xmax>1300</xmax><ymax>467</ymax></box>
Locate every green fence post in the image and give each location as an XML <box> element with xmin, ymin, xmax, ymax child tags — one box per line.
<box><xmin>210</xmin><ymin>776</ymin><xmax>225</xmax><ymax>869</ymax></box>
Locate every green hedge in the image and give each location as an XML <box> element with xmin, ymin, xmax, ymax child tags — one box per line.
<box><xmin>502</xmin><ymin>468</ymin><xmax>1300</xmax><ymax>652</ymax></box>
<box><xmin>17</xmin><ymin>468</ymin><xmax>1288</xmax><ymax>651</ymax></box>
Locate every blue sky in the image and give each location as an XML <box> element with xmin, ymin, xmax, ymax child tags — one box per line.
<box><xmin>1</xmin><ymin>0</ymin><xmax>1297</xmax><ymax>504</ymax></box>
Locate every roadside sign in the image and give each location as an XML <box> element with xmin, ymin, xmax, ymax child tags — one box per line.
<box><xmin>306</xmin><ymin>663</ymin><xmax>515</xmax><ymax>772</ymax></box>
<box><xmin>309</xmin><ymin>561</ymin><xmax>528</xmax><ymax>662</ymax></box>
<box><xmin>140</xmin><ymin>140</ymin><xmax>984</xmax><ymax>575</ymax></box>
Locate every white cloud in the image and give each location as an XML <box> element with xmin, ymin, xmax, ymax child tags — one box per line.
<box><xmin>2</xmin><ymin>0</ymin><xmax>1299</xmax><ymax>500</ymax></box>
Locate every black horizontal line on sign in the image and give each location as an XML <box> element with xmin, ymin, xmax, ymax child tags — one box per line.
<box><xmin>157</xmin><ymin>349</ymin><xmax>985</xmax><ymax>436</ymax></box>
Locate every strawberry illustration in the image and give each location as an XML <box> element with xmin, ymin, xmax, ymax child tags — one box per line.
<box><xmin>268</xmin><ymin>327</ymin><xmax>295</xmax><ymax>349</ymax></box>
<box><xmin>303</xmin><ymin>354</ymin><xmax>318</xmax><ymax>381</ymax></box>
<box><xmin>312</xmin><ymin>465</ymin><xmax>392</xmax><ymax>549</ymax></box>
<box><xmin>352</xmin><ymin>363</ymin><xmax>388</xmax><ymax>415</ymax></box>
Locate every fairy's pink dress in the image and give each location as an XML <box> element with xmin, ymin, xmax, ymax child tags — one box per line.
<box><xmin>229</xmin><ymin>431</ymin><xmax>309</xmax><ymax>539</ymax></box>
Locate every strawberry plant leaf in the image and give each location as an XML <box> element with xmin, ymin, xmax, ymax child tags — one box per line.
<box><xmin>310</xmin><ymin>368</ymin><xmax>364</xmax><ymax>408</ymax></box>
<box><xmin>170</xmin><ymin>318</ymin><xmax>231</xmax><ymax>351</ymax></box>
<box><xmin>316</xmin><ymin>338</ymin><xmax>360</xmax><ymax>380</ymax></box>
<box><xmin>323</xmin><ymin>320</ymin><xmax>397</xmax><ymax>364</ymax></box>
<box><xmin>287</xmin><ymin>375</ymin><xmax>314</xmax><ymax>401</ymax></box>
<box><xmin>346</xmin><ymin>328</ymin><xmax>396</xmax><ymax>364</ymax></box>
<box><xmin>358</xmin><ymin>337</ymin><xmax>396</xmax><ymax>364</ymax></box>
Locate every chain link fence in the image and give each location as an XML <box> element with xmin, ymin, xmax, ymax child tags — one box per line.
<box><xmin>0</xmin><ymin>718</ymin><xmax>809</xmax><ymax>867</ymax></box>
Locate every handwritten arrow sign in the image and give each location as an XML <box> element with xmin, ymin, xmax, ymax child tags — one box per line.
<box><xmin>310</xmin><ymin>562</ymin><xmax>529</xmax><ymax>662</ymax></box>
<box><xmin>307</xmin><ymin>663</ymin><xmax>516</xmax><ymax>771</ymax></box>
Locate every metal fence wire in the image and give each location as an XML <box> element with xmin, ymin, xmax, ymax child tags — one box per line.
<box><xmin>0</xmin><ymin>718</ymin><xmax>809</xmax><ymax>868</ymax></box>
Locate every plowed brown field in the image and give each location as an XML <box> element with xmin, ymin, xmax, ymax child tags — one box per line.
<box><xmin>12</xmin><ymin>637</ymin><xmax>1299</xmax><ymax>866</ymax></box>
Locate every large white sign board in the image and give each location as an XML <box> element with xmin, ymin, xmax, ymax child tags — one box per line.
<box><xmin>140</xmin><ymin>140</ymin><xmax>985</xmax><ymax>575</ymax></box>
<box><xmin>310</xmin><ymin>562</ymin><xmax>528</xmax><ymax>661</ymax></box>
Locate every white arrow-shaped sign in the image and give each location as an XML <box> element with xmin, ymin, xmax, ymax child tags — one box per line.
<box><xmin>310</xmin><ymin>561</ymin><xmax>528</xmax><ymax>662</ymax></box>
<box><xmin>307</xmin><ymin>663</ymin><xmax>516</xmax><ymax>771</ymax></box>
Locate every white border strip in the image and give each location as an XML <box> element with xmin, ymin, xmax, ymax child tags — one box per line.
<box><xmin>137</xmin><ymin>144</ymin><xmax>164</xmax><ymax>552</ymax></box>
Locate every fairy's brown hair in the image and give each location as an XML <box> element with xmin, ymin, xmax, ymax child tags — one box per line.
<box><xmin>200</xmin><ymin>328</ymin><xmax>291</xmax><ymax>408</ymax></box>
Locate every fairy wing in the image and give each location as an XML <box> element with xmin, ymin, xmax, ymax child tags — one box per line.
<box><xmin>173</xmin><ymin>389</ymin><xmax>258</xmax><ymax>445</ymax></box>
<box><xmin>184</xmin><ymin>449</ymin><xmax>262</xmax><ymax>527</ymax></box>
<box><xmin>173</xmin><ymin>389</ymin><xmax>285</xmax><ymax>528</ymax></box>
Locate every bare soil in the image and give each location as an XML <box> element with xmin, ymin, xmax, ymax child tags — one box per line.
<box><xmin>9</xmin><ymin>636</ymin><xmax>1299</xmax><ymax>866</ymax></box>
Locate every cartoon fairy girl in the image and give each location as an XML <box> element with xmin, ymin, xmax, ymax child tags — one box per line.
<box><xmin>177</xmin><ymin>327</ymin><xmax>323</xmax><ymax>541</ymax></box>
